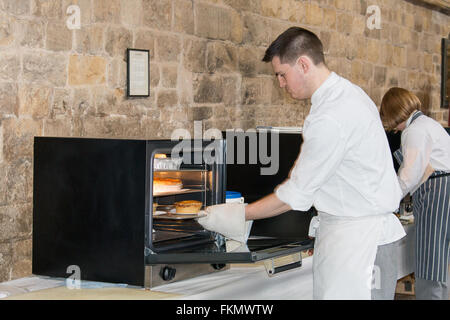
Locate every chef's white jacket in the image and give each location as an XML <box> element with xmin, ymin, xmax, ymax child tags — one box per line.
<box><xmin>398</xmin><ymin>112</ymin><xmax>450</xmax><ymax>197</ymax></box>
<box><xmin>275</xmin><ymin>72</ymin><xmax>406</xmax><ymax>299</ymax></box>
<box><xmin>276</xmin><ymin>72</ymin><xmax>403</xmax><ymax>218</ymax></box>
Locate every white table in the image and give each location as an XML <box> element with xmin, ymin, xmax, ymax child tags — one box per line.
<box><xmin>0</xmin><ymin>224</ymin><xmax>414</xmax><ymax>300</ymax></box>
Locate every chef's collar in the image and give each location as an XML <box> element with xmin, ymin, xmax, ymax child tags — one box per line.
<box><xmin>311</xmin><ymin>72</ymin><xmax>339</xmax><ymax>107</ymax></box>
<box><xmin>405</xmin><ymin>110</ymin><xmax>420</xmax><ymax>128</ymax></box>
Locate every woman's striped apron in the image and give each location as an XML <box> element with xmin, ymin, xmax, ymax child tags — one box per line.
<box><xmin>394</xmin><ymin>111</ymin><xmax>450</xmax><ymax>282</ymax></box>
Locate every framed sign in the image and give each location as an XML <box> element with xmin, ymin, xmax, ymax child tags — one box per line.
<box><xmin>127</xmin><ymin>48</ymin><xmax>150</xmax><ymax>97</ymax></box>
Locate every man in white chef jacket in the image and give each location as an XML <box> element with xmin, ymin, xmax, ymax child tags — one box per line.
<box><xmin>199</xmin><ymin>27</ymin><xmax>406</xmax><ymax>300</ymax></box>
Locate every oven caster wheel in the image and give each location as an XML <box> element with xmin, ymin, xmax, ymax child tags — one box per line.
<box><xmin>160</xmin><ymin>266</ymin><xmax>176</xmax><ymax>281</ymax></box>
<box><xmin>211</xmin><ymin>263</ymin><xmax>226</xmax><ymax>270</ymax></box>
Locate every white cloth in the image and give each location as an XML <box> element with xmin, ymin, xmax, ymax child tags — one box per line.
<box><xmin>198</xmin><ymin>203</ymin><xmax>251</xmax><ymax>243</ymax></box>
<box><xmin>275</xmin><ymin>72</ymin><xmax>402</xmax><ymax>217</ymax></box>
<box><xmin>308</xmin><ymin>216</ymin><xmax>320</xmax><ymax>238</ymax></box>
<box><xmin>398</xmin><ymin>113</ymin><xmax>450</xmax><ymax>197</ymax></box>
<box><xmin>313</xmin><ymin>212</ymin><xmax>405</xmax><ymax>300</ymax></box>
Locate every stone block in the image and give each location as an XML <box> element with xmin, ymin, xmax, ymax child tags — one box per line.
<box><xmin>0</xmin><ymin>242</ymin><xmax>11</xmax><ymax>282</ymax></box>
<box><xmin>18</xmin><ymin>85</ymin><xmax>52</xmax><ymax>119</ymax></box>
<box><xmin>271</xmin><ymin>77</ymin><xmax>285</xmax><ymax>105</ymax></box>
<box><xmin>366</xmin><ymin>39</ymin><xmax>380</xmax><ymax>63</ymax></box>
<box><xmin>327</xmin><ymin>31</ymin><xmax>346</xmax><ymax>57</ymax></box>
<box><xmin>11</xmin><ymin>238</ymin><xmax>32</xmax><ymax>280</ymax></box>
<box><xmin>93</xmin><ymin>0</ymin><xmax>120</xmax><ymax>23</ymax></box>
<box><xmin>0</xmin><ymin>163</ymin><xmax>7</xmax><ymax>205</ymax></box>
<box><xmin>337</xmin><ymin>13</ymin><xmax>353</xmax><ymax>36</ymax></box>
<box><xmin>32</xmin><ymin>0</ymin><xmax>62</xmax><ymax>19</ymax></box>
<box><xmin>75</xmin><ymin>25</ymin><xmax>104</xmax><ymax>54</ymax></box>
<box><xmin>141</xmin><ymin>116</ymin><xmax>162</xmax><ymax>139</ymax></box>
<box><xmin>2</xmin><ymin>0</ymin><xmax>30</xmax><ymax>15</ymax></box>
<box><xmin>0</xmin><ymin>53</ymin><xmax>20</xmax><ymax>82</ymax></box>
<box><xmin>46</xmin><ymin>21</ymin><xmax>73</xmax><ymax>51</ymax></box>
<box><xmin>183</xmin><ymin>38</ymin><xmax>207</xmax><ymax>73</ymax></box>
<box><xmin>18</xmin><ymin>19</ymin><xmax>45</xmax><ymax>48</ymax></box>
<box><xmin>6</xmin><ymin>160</ymin><xmax>33</xmax><ymax>205</ymax></box>
<box><xmin>50</xmin><ymin>88</ymin><xmax>72</xmax><ymax>118</ymax></box>
<box><xmin>305</xmin><ymin>3</ymin><xmax>323</xmax><ymax>26</ymax></box>
<box><xmin>222</xmin><ymin>75</ymin><xmax>241</xmax><ymax>106</ymax></box>
<box><xmin>351</xmin><ymin>60</ymin><xmax>363</xmax><ymax>84</ymax></box>
<box><xmin>155</xmin><ymin>34</ymin><xmax>181</xmax><ymax>62</ymax></box>
<box><xmin>280</xmin><ymin>0</ymin><xmax>304</xmax><ymax>22</ymax></box>
<box><xmin>105</xmin><ymin>26</ymin><xmax>132</xmax><ymax>57</ymax></box>
<box><xmin>423</xmin><ymin>53</ymin><xmax>433</xmax><ymax>74</ymax></box>
<box><xmin>260</xmin><ymin>0</ymin><xmax>281</xmax><ymax>17</ymax></box>
<box><xmin>134</xmin><ymin>30</ymin><xmax>156</xmax><ymax>60</ymax></box>
<box><xmin>75</xmin><ymin>114</ymin><xmax>101</xmax><ymax>137</ymax></box>
<box><xmin>150</xmin><ymin>63</ymin><xmax>160</xmax><ymax>88</ymax></box>
<box><xmin>323</xmin><ymin>7</ymin><xmax>336</xmax><ymax>29</ymax></box>
<box><xmin>222</xmin><ymin>0</ymin><xmax>261</xmax><ymax>13</ymax></box>
<box><xmin>2</xmin><ymin>118</ymin><xmax>42</xmax><ymax>163</ymax></box>
<box><xmin>241</xmin><ymin>77</ymin><xmax>272</xmax><ymax>105</ymax></box>
<box><xmin>72</xmin><ymin>88</ymin><xmax>94</xmax><ymax>118</ymax></box>
<box><xmin>374</xmin><ymin>66</ymin><xmax>387</xmax><ymax>86</ymax></box>
<box><xmin>68</xmin><ymin>55</ymin><xmax>106</xmax><ymax>86</ymax></box>
<box><xmin>116</xmin><ymin>100</ymin><xmax>148</xmax><ymax>119</ymax></box>
<box><xmin>120</xmin><ymin>0</ymin><xmax>142</xmax><ymax>26</ymax></box>
<box><xmin>230</xmin><ymin>9</ymin><xmax>243</xmax><ymax>44</ymax></box>
<box><xmin>157</xmin><ymin>89</ymin><xmax>178</xmax><ymax>108</ymax></box>
<box><xmin>23</xmin><ymin>52</ymin><xmax>67</xmax><ymax>87</ymax></box>
<box><xmin>195</xmin><ymin>2</ymin><xmax>237</xmax><ymax>41</ymax></box>
<box><xmin>0</xmin><ymin>13</ymin><xmax>15</xmax><ymax>47</ymax></box>
<box><xmin>345</xmin><ymin>38</ymin><xmax>357</xmax><ymax>61</ymax></box>
<box><xmin>193</xmin><ymin>75</ymin><xmax>223</xmax><ymax>104</ymax></box>
<box><xmin>0</xmin><ymin>206</ymin><xmax>32</xmax><ymax>245</ymax></box>
<box><xmin>242</xmin><ymin>13</ymin><xmax>271</xmax><ymax>46</ymax></box>
<box><xmin>83</xmin><ymin>115</ymin><xmax>144</xmax><ymax>138</ymax></box>
<box><xmin>189</xmin><ymin>106</ymin><xmax>213</xmax><ymax>121</ymax></box>
<box><xmin>334</xmin><ymin>0</ymin><xmax>352</xmax><ymax>11</ymax></box>
<box><xmin>143</xmin><ymin>0</ymin><xmax>172</xmax><ymax>30</ymax></box>
<box><xmin>207</xmin><ymin>41</ymin><xmax>238</xmax><ymax>73</ymax></box>
<box><xmin>362</xmin><ymin>63</ymin><xmax>373</xmax><ymax>83</ymax></box>
<box><xmin>173</xmin><ymin>0</ymin><xmax>194</xmax><ymax>34</ymax></box>
<box><xmin>161</xmin><ymin>65</ymin><xmax>178</xmax><ymax>89</ymax></box>
<box><xmin>99</xmin><ymin>116</ymin><xmax>128</xmax><ymax>138</ymax></box>
<box><xmin>238</xmin><ymin>45</ymin><xmax>258</xmax><ymax>76</ymax></box>
<box><xmin>92</xmin><ymin>87</ymin><xmax>120</xmax><ymax>116</ymax></box>
<box><xmin>0</xmin><ymin>82</ymin><xmax>19</xmax><ymax>117</ymax></box>
<box><xmin>386</xmin><ymin>68</ymin><xmax>400</xmax><ymax>87</ymax></box>
<box><xmin>414</xmin><ymin>14</ymin><xmax>423</xmax><ymax>33</ymax></box>
<box><xmin>177</xmin><ymin>66</ymin><xmax>193</xmax><ymax>105</ymax></box>
<box><xmin>406</xmin><ymin>50</ymin><xmax>419</xmax><ymax>70</ymax></box>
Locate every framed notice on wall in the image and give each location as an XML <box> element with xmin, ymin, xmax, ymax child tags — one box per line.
<box><xmin>127</xmin><ymin>48</ymin><xmax>150</xmax><ymax>97</ymax></box>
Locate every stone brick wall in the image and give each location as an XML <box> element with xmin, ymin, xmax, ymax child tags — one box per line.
<box><xmin>0</xmin><ymin>0</ymin><xmax>449</xmax><ymax>282</ymax></box>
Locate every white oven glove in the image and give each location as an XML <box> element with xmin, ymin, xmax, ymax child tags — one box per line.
<box><xmin>198</xmin><ymin>203</ymin><xmax>249</xmax><ymax>243</ymax></box>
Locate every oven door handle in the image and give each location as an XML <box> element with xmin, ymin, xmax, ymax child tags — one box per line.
<box><xmin>263</xmin><ymin>252</ymin><xmax>302</xmax><ymax>276</ymax></box>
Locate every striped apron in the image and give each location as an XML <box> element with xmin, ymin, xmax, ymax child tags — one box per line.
<box><xmin>394</xmin><ymin>111</ymin><xmax>450</xmax><ymax>283</ymax></box>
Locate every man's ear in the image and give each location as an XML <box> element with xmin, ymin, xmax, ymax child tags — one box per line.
<box><xmin>296</xmin><ymin>56</ymin><xmax>311</xmax><ymax>73</ymax></box>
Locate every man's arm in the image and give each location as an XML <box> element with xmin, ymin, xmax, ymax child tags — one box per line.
<box><xmin>245</xmin><ymin>193</ymin><xmax>291</xmax><ymax>221</ymax></box>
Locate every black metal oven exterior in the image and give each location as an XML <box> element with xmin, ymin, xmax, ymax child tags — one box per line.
<box><xmin>32</xmin><ymin>136</ymin><xmax>315</xmax><ymax>287</ymax></box>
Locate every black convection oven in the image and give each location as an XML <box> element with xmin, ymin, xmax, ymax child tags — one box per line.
<box><xmin>32</xmin><ymin>135</ymin><xmax>314</xmax><ymax>288</ymax></box>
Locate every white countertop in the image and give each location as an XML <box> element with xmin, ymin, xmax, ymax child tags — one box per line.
<box><xmin>0</xmin><ymin>223</ymin><xmax>415</xmax><ymax>300</ymax></box>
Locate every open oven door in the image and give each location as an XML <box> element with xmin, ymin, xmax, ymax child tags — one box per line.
<box><xmin>145</xmin><ymin>208</ymin><xmax>315</xmax><ymax>265</ymax></box>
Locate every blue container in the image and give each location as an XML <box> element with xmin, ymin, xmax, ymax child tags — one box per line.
<box><xmin>226</xmin><ymin>191</ymin><xmax>242</xmax><ymax>199</ymax></box>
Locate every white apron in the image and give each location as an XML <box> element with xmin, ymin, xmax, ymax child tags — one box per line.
<box><xmin>312</xmin><ymin>212</ymin><xmax>405</xmax><ymax>300</ymax></box>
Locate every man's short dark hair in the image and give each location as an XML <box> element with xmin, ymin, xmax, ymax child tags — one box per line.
<box><xmin>262</xmin><ymin>27</ymin><xmax>325</xmax><ymax>65</ymax></box>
